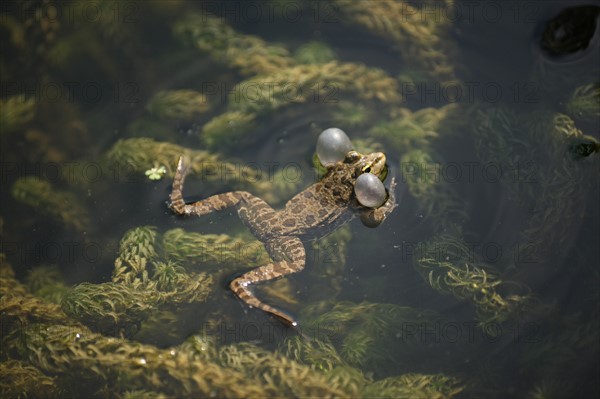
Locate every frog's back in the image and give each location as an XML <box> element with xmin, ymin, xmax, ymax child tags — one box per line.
<box><xmin>269</xmin><ymin>171</ymin><xmax>355</xmax><ymax>238</ymax></box>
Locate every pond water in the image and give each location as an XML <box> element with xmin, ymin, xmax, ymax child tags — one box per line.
<box><xmin>1</xmin><ymin>1</ymin><xmax>599</xmax><ymax>398</ymax></box>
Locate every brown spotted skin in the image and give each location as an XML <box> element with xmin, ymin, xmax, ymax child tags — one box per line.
<box><xmin>169</xmin><ymin>152</ymin><xmax>397</xmax><ymax>327</ymax></box>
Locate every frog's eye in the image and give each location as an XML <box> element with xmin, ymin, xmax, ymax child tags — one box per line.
<box><xmin>344</xmin><ymin>151</ymin><xmax>361</xmax><ymax>163</ymax></box>
<box><xmin>361</xmin><ymin>163</ymin><xmax>387</xmax><ymax>180</ymax></box>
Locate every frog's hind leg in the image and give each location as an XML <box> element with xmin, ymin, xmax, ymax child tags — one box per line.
<box><xmin>230</xmin><ymin>237</ymin><xmax>306</xmax><ymax>327</ymax></box>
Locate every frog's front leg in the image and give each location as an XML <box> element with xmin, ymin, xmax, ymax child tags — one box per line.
<box><xmin>359</xmin><ymin>177</ymin><xmax>398</xmax><ymax>228</ymax></box>
<box><xmin>170</xmin><ymin>156</ymin><xmax>252</xmax><ymax>216</ymax></box>
<box><xmin>230</xmin><ymin>237</ymin><xmax>306</xmax><ymax>327</ymax></box>
<box><xmin>170</xmin><ymin>157</ymin><xmax>275</xmax><ymax>237</ymax></box>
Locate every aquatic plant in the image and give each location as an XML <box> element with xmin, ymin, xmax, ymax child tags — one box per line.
<box><xmin>145</xmin><ymin>165</ymin><xmax>167</xmax><ymax>180</ymax></box>
<box><xmin>10</xmin><ymin>322</ymin><xmax>256</xmax><ymax>397</ymax></box>
<box><xmin>106</xmin><ymin>137</ymin><xmax>261</xmax><ymax>193</ymax></box>
<box><xmin>1</xmin><ymin>254</ymin><xmax>28</xmax><ymax>299</ymax></box>
<box><xmin>5</xmin><ymin>276</ymin><xmax>466</xmax><ymax>397</ymax></box>
<box><xmin>566</xmin><ymin>83</ymin><xmax>600</xmax><ymax>123</ymax></box>
<box><xmin>413</xmin><ymin>229</ymin><xmax>532</xmax><ymax>328</ymax></box>
<box><xmin>113</xmin><ymin>226</ymin><xmax>159</xmax><ymax>284</ymax></box>
<box><xmin>133</xmin><ymin>308</ymin><xmax>185</xmax><ymax>347</ymax></box>
<box><xmin>25</xmin><ymin>265</ymin><xmax>63</xmax><ymax>294</ymax></box>
<box><xmin>401</xmin><ymin>148</ymin><xmax>466</xmax><ymax>229</ymax></box>
<box><xmin>361</xmin><ymin>373</ymin><xmax>464</xmax><ymax>399</ymax></box>
<box><xmin>146</xmin><ymin>89</ymin><xmax>211</xmax><ymax>121</ymax></box>
<box><xmin>521</xmin><ymin>318</ymin><xmax>599</xmax><ymax>398</ymax></box>
<box><xmin>105</xmin><ymin>137</ymin><xmax>300</xmax><ymax>203</ymax></box>
<box><xmin>473</xmin><ymin>107</ymin><xmax>596</xmax><ymax>266</ymax></box>
<box><xmin>61</xmin><ymin>281</ymin><xmax>160</xmax><ymax>336</ymax></box>
<box><xmin>106</xmin><ymin>138</ymin><xmax>230</xmax><ymax>178</ymax></box>
<box><xmin>173</xmin><ymin>11</ymin><xmax>400</xmax><ymax>153</ymax></box>
<box><xmin>25</xmin><ymin>265</ymin><xmax>68</xmax><ymax>305</ymax></box>
<box><xmin>121</xmin><ymin>390</ymin><xmax>170</xmax><ymax>399</ymax></box>
<box><xmin>301</xmin><ymin>301</ymin><xmax>448</xmax><ymax>374</ymax></box>
<box><xmin>162</xmin><ymin>228</ymin><xmax>266</xmax><ymax>270</ymax></box>
<box><xmin>61</xmin><ymin>271</ymin><xmax>213</xmax><ymax>336</ymax></box>
<box><xmin>551</xmin><ymin>112</ymin><xmax>600</xmax><ymax>159</ymax></box>
<box><xmin>330</xmin><ymin>101</ymin><xmax>375</xmax><ymax>129</ymax></box>
<box><xmin>333</xmin><ymin>0</ymin><xmax>459</xmax><ymax>86</ymax></box>
<box><xmin>369</xmin><ymin>104</ymin><xmax>458</xmax><ymax>153</ymax></box>
<box><xmin>526</xmin><ymin>379</ymin><xmax>575</xmax><ymax>399</ymax></box>
<box><xmin>518</xmin><ymin>112</ymin><xmax>593</xmax><ymax>263</ymax></box>
<box><xmin>63</xmin><ymin>226</ymin><xmax>214</xmax><ymax>336</ymax></box>
<box><xmin>294</xmin><ymin>41</ymin><xmax>336</xmax><ymax>64</ymax></box>
<box><xmin>230</xmin><ymin>61</ymin><xmax>401</xmax><ymax>114</ymax></box>
<box><xmin>218</xmin><ymin>341</ymin><xmax>354</xmax><ymax>397</ymax></box>
<box><xmin>283</xmin><ymin>335</ymin><xmax>347</xmax><ymax>372</ymax></box>
<box><xmin>309</xmin><ymin>225</ymin><xmax>352</xmax><ymax>297</ymax></box>
<box><xmin>0</xmin><ymin>94</ymin><xmax>35</xmax><ymax>135</ymax></box>
<box><xmin>173</xmin><ymin>13</ymin><xmax>294</xmax><ymax>76</ymax></box>
<box><xmin>10</xmin><ymin>177</ymin><xmax>91</xmax><ymax>233</ymax></box>
<box><xmin>200</xmin><ymin>111</ymin><xmax>257</xmax><ymax>151</ymax></box>
<box><xmin>540</xmin><ymin>112</ymin><xmax>590</xmax><ymax>153</ymax></box>
<box><xmin>0</xmin><ymin>255</ymin><xmax>70</xmax><ymax>328</ymax></box>
<box><xmin>472</xmin><ymin>107</ymin><xmax>534</xmax><ymax>199</ymax></box>
<box><xmin>0</xmin><ymin>285</ymin><xmax>460</xmax><ymax>399</ymax></box>
<box><xmin>150</xmin><ymin>261</ymin><xmax>214</xmax><ymax>305</ymax></box>
<box><xmin>5</xmin><ymin>314</ymin><xmax>371</xmax><ymax>397</ymax></box>
<box><xmin>0</xmin><ymin>359</ymin><xmax>58</xmax><ymax>398</ymax></box>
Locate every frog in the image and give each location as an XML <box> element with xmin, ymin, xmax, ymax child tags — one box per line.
<box><xmin>169</xmin><ymin>150</ymin><xmax>397</xmax><ymax>327</ymax></box>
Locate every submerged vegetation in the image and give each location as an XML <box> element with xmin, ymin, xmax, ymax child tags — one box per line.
<box><xmin>1</xmin><ymin>1</ymin><xmax>598</xmax><ymax>398</ymax></box>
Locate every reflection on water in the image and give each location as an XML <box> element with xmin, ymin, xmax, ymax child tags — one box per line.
<box><xmin>1</xmin><ymin>1</ymin><xmax>598</xmax><ymax>398</ymax></box>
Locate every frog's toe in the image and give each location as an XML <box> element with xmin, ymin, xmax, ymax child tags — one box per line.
<box><xmin>176</xmin><ymin>155</ymin><xmax>188</xmax><ymax>175</ymax></box>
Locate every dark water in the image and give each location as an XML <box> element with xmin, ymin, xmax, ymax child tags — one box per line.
<box><xmin>1</xmin><ymin>1</ymin><xmax>599</xmax><ymax>398</ymax></box>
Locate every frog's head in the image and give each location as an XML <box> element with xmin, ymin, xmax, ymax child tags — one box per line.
<box><xmin>343</xmin><ymin>150</ymin><xmax>388</xmax><ymax>181</ymax></box>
